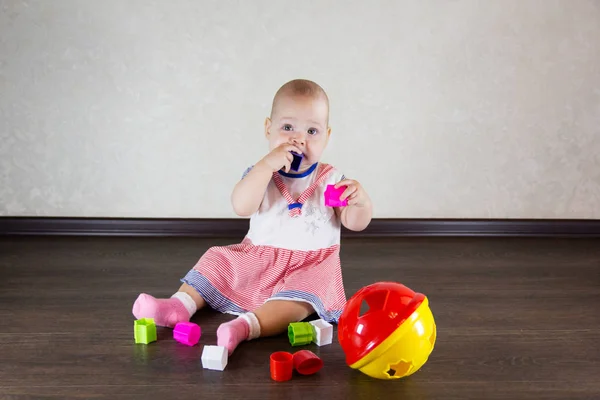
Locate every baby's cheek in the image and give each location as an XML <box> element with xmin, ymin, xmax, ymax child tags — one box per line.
<box><xmin>307</xmin><ymin>147</ymin><xmax>323</xmax><ymax>161</ymax></box>
<box><xmin>270</xmin><ymin>136</ymin><xmax>286</xmax><ymax>149</ymax></box>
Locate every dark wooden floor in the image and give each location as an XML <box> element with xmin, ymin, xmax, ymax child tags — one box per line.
<box><xmin>0</xmin><ymin>236</ymin><xmax>599</xmax><ymax>399</ymax></box>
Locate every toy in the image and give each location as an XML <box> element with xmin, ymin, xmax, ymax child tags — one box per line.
<box><xmin>324</xmin><ymin>184</ymin><xmax>348</xmax><ymax>207</ymax></box>
<box><xmin>290</xmin><ymin>152</ymin><xmax>303</xmax><ymax>172</ymax></box>
<box><xmin>270</xmin><ymin>351</ymin><xmax>294</xmax><ymax>382</ymax></box>
<box><xmin>288</xmin><ymin>322</ymin><xmax>313</xmax><ymax>346</ymax></box>
<box><xmin>201</xmin><ymin>345</ymin><xmax>228</xmax><ymax>371</ymax></box>
<box><xmin>309</xmin><ymin>319</ymin><xmax>333</xmax><ymax>346</ymax></box>
<box><xmin>338</xmin><ymin>282</ymin><xmax>436</xmax><ymax>380</ymax></box>
<box><xmin>293</xmin><ymin>350</ymin><xmax>323</xmax><ymax>375</ymax></box>
<box><xmin>288</xmin><ymin>319</ymin><xmax>333</xmax><ymax>347</ymax></box>
<box><xmin>134</xmin><ymin>318</ymin><xmax>157</xmax><ymax>344</ymax></box>
<box><xmin>270</xmin><ymin>350</ymin><xmax>324</xmax><ymax>381</ymax></box>
<box><xmin>173</xmin><ymin>322</ymin><xmax>201</xmax><ymax>346</ymax></box>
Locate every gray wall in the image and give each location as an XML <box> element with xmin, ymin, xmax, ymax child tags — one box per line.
<box><xmin>1</xmin><ymin>0</ymin><xmax>599</xmax><ymax>218</ymax></box>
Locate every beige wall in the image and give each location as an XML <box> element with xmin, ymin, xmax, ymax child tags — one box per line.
<box><xmin>1</xmin><ymin>0</ymin><xmax>599</xmax><ymax>219</ymax></box>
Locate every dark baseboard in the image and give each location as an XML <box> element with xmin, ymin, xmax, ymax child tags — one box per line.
<box><xmin>1</xmin><ymin>217</ymin><xmax>599</xmax><ymax>237</ymax></box>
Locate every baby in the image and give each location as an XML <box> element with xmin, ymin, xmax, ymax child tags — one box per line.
<box><xmin>132</xmin><ymin>79</ymin><xmax>373</xmax><ymax>355</ymax></box>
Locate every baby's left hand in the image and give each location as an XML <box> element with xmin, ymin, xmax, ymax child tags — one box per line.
<box><xmin>335</xmin><ymin>179</ymin><xmax>370</xmax><ymax>207</ymax></box>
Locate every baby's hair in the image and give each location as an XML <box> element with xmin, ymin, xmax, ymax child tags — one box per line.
<box><xmin>270</xmin><ymin>79</ymin><xmax>330</xmax><ymax>123</ymax></box>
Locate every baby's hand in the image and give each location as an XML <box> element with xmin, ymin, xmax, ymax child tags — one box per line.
<box><xmin>259</xmin><ymin>143</ymin><xmax>303</xmax><ymax>173</ymax></box>
<box><xmin>335</xmin><ymin>179</ymin><xmax>370</xmax><ymax>207</ymax></box>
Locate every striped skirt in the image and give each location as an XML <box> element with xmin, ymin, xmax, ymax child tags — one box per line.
<box><xmin>180</xmin><ymin>238</ymin><xmax>347</xmax><ymax>323</ymax></box>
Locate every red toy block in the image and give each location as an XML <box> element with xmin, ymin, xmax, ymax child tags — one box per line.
<box><xmin>293</xmin><ymin>350</ymin><xmax>323</xmax><ymax>375</ymax></box>
<box><xmin>270</xmin><ymin>351</ymin><xmax>294</xmax><ymax>382</ymax></box>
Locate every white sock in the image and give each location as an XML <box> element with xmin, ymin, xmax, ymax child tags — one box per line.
<box><xmin>171</xmin><ymin>292</ymin><xmax>198</xmax><ymax>317</ymax></box>
<box><xmin>240</xmin><ymin>312</ymin><xmax>261</xmax><ymax>340</ymax></box>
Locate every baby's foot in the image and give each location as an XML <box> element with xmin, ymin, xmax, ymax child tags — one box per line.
<box><xmin>132</xmin><ymin>293</ymin><xmax>190</xmax><ymax>328</ymax></box>
<box><xmin>217</xmin><ymin>317</ymin><xmax>250</xmax><ymax>355</ymax></box>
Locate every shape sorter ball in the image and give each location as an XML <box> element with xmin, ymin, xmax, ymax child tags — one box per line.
<box><xmin>338</xmin><ymin>282</ymin><xmax>436</xmax><ymax>380</ymax></box>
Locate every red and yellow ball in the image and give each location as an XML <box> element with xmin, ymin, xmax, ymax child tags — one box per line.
<box><xmin>338</xmin><ymin>282</ymin><xmax>436</xmax><ymax>379</ymax></box>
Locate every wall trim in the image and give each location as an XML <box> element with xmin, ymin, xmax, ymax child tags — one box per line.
<box><xmin>1</xmin><ymin>217</ymin><xmax>600</xmax><ymax>237</ymax></box>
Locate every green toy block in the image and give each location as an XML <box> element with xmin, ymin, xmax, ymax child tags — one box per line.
<box><xmin>288</xmin><ymin>322</ymin><xmax>315</xmax><ymax>346</ymax></box>
<box><xmin>134</xmin><ymin>318</ymin><xmax>157</xmax><ymax>344</ymax></box>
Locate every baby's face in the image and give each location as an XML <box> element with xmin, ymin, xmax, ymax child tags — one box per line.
<box><xmin>265</xmin><ymin>94</ymin><xmax>331</xmax><ymax>170</ymax></box>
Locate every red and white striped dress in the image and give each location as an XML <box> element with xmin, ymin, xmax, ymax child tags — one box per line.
<box><xmin>181</xmin><ymin>162</ymin><xmax>347</xmax><ymax>323</ymax></box>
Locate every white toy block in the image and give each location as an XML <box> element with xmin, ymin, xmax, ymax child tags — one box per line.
<box><xmin>201</xmin><ymin>345</ymin><xmax>228</xmax><ymax>371</ymax></box>
<box><xmin>309</xmin><ymin>319</ymin><xmax>333</xmax><ymax>346</ymax></box>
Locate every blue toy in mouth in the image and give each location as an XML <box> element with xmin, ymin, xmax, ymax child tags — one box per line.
<box><xmin>290</xmin><ymin>152</ymin><xmax>303</xmax><ymax>172</ymax></box>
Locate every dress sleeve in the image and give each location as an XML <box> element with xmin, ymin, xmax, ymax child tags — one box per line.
<box><xmin>326</xmin><ymin>165</ymin><xmax>346</xmax><ymax>184</ymax></box>
<box><xmin>241</xmin><ymin>166</ymin><xmax>254</xmax><ymax>180</ymax></box>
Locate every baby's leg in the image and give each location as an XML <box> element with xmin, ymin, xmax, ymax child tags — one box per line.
<box><xmin>132</xmin><ymin>283</ymin><xmax>207</xmax><ymax>328</ymax></box>
<box><xmin>253</xmin><ymin>300</ymin><xmax>314</xmax><ymax>336</ymax></box>
<box><xmin>217</xmin><ymin>300</ymin><xmax>314</xmax><ymax>355</ymax></box>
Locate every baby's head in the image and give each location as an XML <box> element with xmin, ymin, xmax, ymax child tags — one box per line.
<box><xmin>265</xmin><ymin>79</ymin><xmax>331</xmax><ymax>169</ymax></box>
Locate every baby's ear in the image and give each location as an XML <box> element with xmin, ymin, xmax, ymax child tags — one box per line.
<box><xmin>324</xmin><ymin>126</ymin><xmax>332</xmax><ymax>143</ymax></box>
<box><xmin>264</xmin><ymin>117</ymin><xmax>272</xmax><ymax>138</ymax></box>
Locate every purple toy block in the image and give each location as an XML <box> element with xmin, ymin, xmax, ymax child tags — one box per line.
<box><xmin>290</xmin><ymin>152</ymin><xmax>303</xmax><ymax>172</ymax></box>
<box><xmin>173</xmin><ymin>322</ymin><xmax>201</xmax><ymax>346</ymax></box>
<box><xmin>324</xmin><ymin>184</ymin><xmax>348</xmax><ymax>207</ymax></box>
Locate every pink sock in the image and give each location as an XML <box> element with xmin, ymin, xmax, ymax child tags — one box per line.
<box><xmin>132</xmin><ymin>293</ymin><xmax>191</xmax><ymax>328</ymax></box>
<box><xmin>217</xmin><ymin>314</ymin><xmax>257</xmax><ymax>355</ymax></box>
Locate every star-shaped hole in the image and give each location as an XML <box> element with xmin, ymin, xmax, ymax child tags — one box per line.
<box><xmin>386</xmin><ymin>360</ymin><xmax>413</xmax><ymax>378</ymax></box>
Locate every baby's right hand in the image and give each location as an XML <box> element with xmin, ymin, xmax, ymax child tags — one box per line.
<box><xmin>259</xmin><ymin>143</ymin><xmax>303</xmax><ymax>173</ymax></box>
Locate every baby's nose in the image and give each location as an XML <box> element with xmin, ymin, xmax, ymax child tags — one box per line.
<box><xmin>291</xmin><ymin>134</ymin><xmax>305</xmax><ymax>145</ymax></box>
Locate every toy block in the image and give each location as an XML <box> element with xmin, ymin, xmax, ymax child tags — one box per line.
<box><xmin>309</xmin><ymin>319</ymin><xmax>333</xmax><ymax>346</ymax></box>
<box><xmin>134</xmin><ymin>318</ymin><xmax>157</xmax><ymax>344</ymax></box>
<box><xmin>173</xmin><ymin>322</ymin><xmax>201</xmax><ymax>346</ymax></box>
<box><xmin>290</xmin><ymin>152</ymin><xmax>303</xmax><ymax>172</ymax></box>
<box><xmin>324</xmin><ymin>184</ymin><xmax>348</xmax><ymax>207</ymax></box>
<box><xmin>293</xmin><ymin>350</ymin><xmax>324</xmax><ymax>375</ymax></box>
<box><xmin>288</xmin><ymin>322</ymin><xmax>314</xmax><ymax>346</ymax></box>
<box><xmin>201</xmin><ymin>345</ymin><xmax>228</xmax><ymax>371</ymax></box>
<box><xmin>270</xmin><ymin>351</ymin><xmax>294</xmax><ymax>382</ymax></box>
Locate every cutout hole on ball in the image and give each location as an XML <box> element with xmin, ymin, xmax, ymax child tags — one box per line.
<box><xmin>387</xmin><ymin>360</ymin><xmax>412</xmax><ymax>378</ymax></box>
<box><xmin>429</xmin><ymin>323</ymin><xmax>437</xmax><ymax>347</ymax></box>
<box><xmin>359</xmin><ymin>300</ymin><xmax>370</xmax><ymax>317</ymax></box>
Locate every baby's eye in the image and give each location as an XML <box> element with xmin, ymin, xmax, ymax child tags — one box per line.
<box><xmin>283</xmin><ymin>124</ymin><xmax>293</xmax><ymax>131</ymax></box>
<box><xmin>308</xmin><ymin>128</ymin><xmax>318</xmax><ymax>135</ymax></box>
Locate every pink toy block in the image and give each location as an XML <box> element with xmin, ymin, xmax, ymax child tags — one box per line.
<box><xmin>324</xmin><ymin>184</ymin><xmax>348</xmax><ymax>207</ymax></box>
<box><xmin>173</xmin><ymin>322</ymin><xmax>201</xmax><ymax>346</ymax></box>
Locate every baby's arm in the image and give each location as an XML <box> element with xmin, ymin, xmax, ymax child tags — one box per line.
<box><xmin>231</xmin><ymin>143</ymin><xmax>302</xmax><ymax>216</ymax></box>
<box><xmin>334</xmin><ymin>179</ymin><xmax>373</xmax><ymax>231</ymax></box>
<box><xmin>231</xmin><ymin>161</ymin><xmax>272</xmax><ymax>216</ymax></box>
<box><xmin>339</xmin><ymin>199</ymin><xmax>373</xmax><ymax>231</ymax></box>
